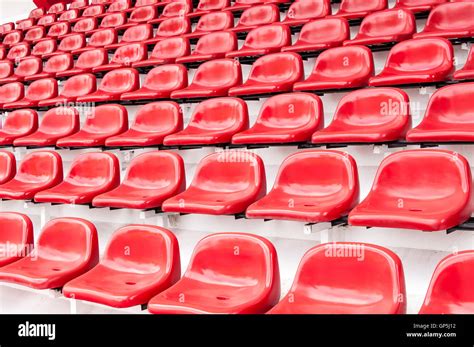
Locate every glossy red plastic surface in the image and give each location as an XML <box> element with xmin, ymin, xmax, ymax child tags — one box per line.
<box><xmin>419</xmin><ymin>251</ymin><xmax>474</xmax><ymax>314</ymax></box>
<box><xmin>93</xmin><ymin>43</ymin><xmax>147</xmax><ymax>73</ymax></box>
<box><xmin>74</xmin><ymin>28</ymin><xmax>117</xmax><ymax>54</ymax></box>
<box><xmin>312</xmin><ymin>88</ymin><xmax>411</xmax><ymax>143</ymax></box>
<box><xmin>47</xmin><ymin>22</ymin><xmax>70</xmax><ymax>38</ymax></box>
<box><xmin>2</xmin><ymin>57</ymin><xmax>43</xmax><ymax>84</ymax></box>
<box><xmin>48</xmin><ymin>2</ymin><xmax>66</xmax><ymax>13</ymax></box>
<box><xmin>4</xmin><ymin>78</ymin><xmax>58</xmax><ymax>109</ymax></box>
<box><xmin>349</xmin><ymin>150</ymin><xmax>474</xmax><ymax>231</ymax></box>
<box><xmin>406</xmin><ymin>83</ymin><xmax>474</xmax><ymax>142</ymax></box>
<box><xmin>333</xmin><ymin>0</ymin><xmax>387</xmax><ymax>20</ymax></box>
<box><xmin>119</xmin><ymin>5</ymin><xmax>157</xmax><ymax>29</ymax></box>
<box><xmin>0</xmin><ymin>212</ymin><xmax>33</xmax><ymax>267</ymax></box>
<box><xmin>63</xmin><ymin>224</ymin><xmax>180</xmax><ymax>308</ymax></box>
<box><xmin>146</xmin><ymin>18</ymin><xmax>191</xmax><ymax>44</ymax></box>
<box><xmin>59</xmin><ymin>9</ymin><xmax>80</xmax><ymax>22</ymax></box>
<box><xmin>0</xmin><ymin>218</ymin><xmax>99</xmax><ymax>289</ymax></box>
<box><xmin>293</xmin><ymin>45</ymin><xmax>374</xmax><ymax>91</ymax></box>
<box><xmin>453</xmin><ymin>46</ymin><xmax>474</xmax><ymax>81</ymax></box>
<box><xmin>162</xmin><ymin>151</ymin><xmax>266</xmax><ymax>215</ymax></box>
<box><xmin>29</xmin><ymin>8</ymin><xmax>46</xmax><ymax>19</ymax></box>
<box><xmin>0</xmin><ymin>110</ymin><xmax>38</xmax><ymax>146</ymax></box>
<box><xmin>93</xmin><ymin>151</ymin><xmax>185</xmax><ymax>209</ymax></box>
<box><xmin>164</xmin><ymin>97</ymin><xmax>248</xmax><ymax>146</ymax></box>
<box><xmin>0</xmin><ymin>151</ymin><xmax>63</xmax><ymax>200</ymax></box>
<box><xmin>2</xmin><ymin>31</ymin><xmax>23</xmax><ymax>46</ymax></box>
<box><xmin>34</xmin><ymin>152</ymin><xmax>120</xmax><ymax>205</ymax></box>
<box><xmin>38</xmin><ymin>14</ymin><xmax>57</xmax><ymax>26</ymax></box>
<box><xmin>24</xmin><ymin>26</ymin><xmax>46</xmax><ymax>43</ymax></box>
<box><xmin>150</xmin><ymin>0</ymin><xmax>192</xmax><ymax>24</ymax></box>
<box><xmin>184</xmin><ymin>11</ymin><xmax>234</xmax><ymax>39</ymax></box>
<box><xmin>105</xmin><ymin>102</ymin><xmax>183</xmax><ymax>147</ymax></box>
<box><xmin>394</xmin><ymin>0</ymin><xmax>448</xmax><ymax>13</ymax></box>
<box><xmin>81</xmin><ymin>4</ymin><xmax>105</xmax><ymax>17</ymax></box>
<box><xmin>177</xmin><ymin>31</ymin><xmax>237</xmax><ymax>64</ymax></box>
<box><xmin>189</xmin><ymin>0</ymin><xmax>231</xmax><ymax>18</ymax></box>
<box><xmin>54</xmin><ymin>33</ymin><xmax>86</xmax><ymax>54</ymax></box>
<box><xmin>57</xmin><ymin>48</ymin><xmax>108</xmax><ymax>78</ymax></box>
<box><xmin>32</xmin><ymin>38</ymin><xmax>57</xmax><ymax>57</ymax></box>
<box><xmin>0</xmin><ymin>151</ymin><xmax>16</xmax><ymax>185</ymax></box>
<box><xmin>148</xmin><ymin>233</ymin><xmax>280</xmax><ymax>314</ymax></box>
<box><xmin>268</xmin><ymin>243</ymin><xmax>406</xmax><ymax>314</ymax></box>
<box><xmin>98</xmin><ymin>13</ymin><xmax>127</xmax><ymax>30</ymax></box>
<box><xmin>107</xmin><ymin>0</ymin><xmax>131</xmax><ymax>12</ymax></box>
<box><xmin>343</xmin><ymin>9</ymin><xmax>416</xmax><ymax>47</ymax></box>
<box><xmin>106</xmin><ymin>24</ymin><xmax>153</xmax><ymax>50</ymax></box>
<box><xmin>132</xmin><ymin>37</ymin><xmax>190</xmax><ymax>67</ymax></box>
<box><xmin>38</xmin><ymin>73</ymin><xmax>97</xmax><ymax>107</ymax></box>
<box><xmin>73</xmin><ymin>17</ymin><xmax>98</xmax><ymax>34</ymax></box>
<box><xmin>17</xmin><ymin>19</ymin><xmax>36</xmax><ymax>30</ymax></box>
<box><xmin>25</xmin><ymin>53</ymin><xmax>73</xmax><ymax>81</ymax></box>
<box><xmin>224</xmin><ymin>0</ymin><xmax>265</xmax><ymax>12</ymax></box>
<box><xmin>369</xmin><ymin>38</ymin><xmax>454</xmax><ymax>86</ymax></box>
<box><xmin>13</xmin><ymin>107</ymin><xmax>79</xmax><ymax>147</ymax></box>
<box><xmin>230</xmin><ymin>4</ymin><xmax>280</xmax><ymax>33</ymax></box>
<box><xmin>0</xmin><ymin>60</ymin><xmax>15</xmax><ymax>83</ymax></box>
<box><xmin>6</xmin><ymin>43</ymin><xmax>31</xmax><ymax>61</ymax></box>
<box><xmin>282</xmin><ymin>0</ymin><xmax>331</xmax><ymax>27</ymax></box>
<box><xmin>0</xmin><ymin>82</ymin><xmax>24</xmax><ymax>107</ymax></box>
<box><xmin>232</xmin><ymin>92</ymin><xmax>322</xmax><ymax>144</ymax></box>
<box><xmin>229</xmin><ymin>52</ymin><xmax>303</xmax><ymax>96</ymax></box>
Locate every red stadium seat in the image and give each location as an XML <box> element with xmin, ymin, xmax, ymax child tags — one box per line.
<box><xmin>32</xmin><ymin>38</ymin><xmax>57</xmax><ymax>57</ymax></box>
<box><xmin>163</xmin><ymin>97</ymin><xmax>248</xmax><ymax>146</ymax></box>
<box><xmin>0</xmin><ymin>60</ymin><xmax>14</xmax><ymax>84</ymax></box>
<box><xmin>56</xmin><ymin>104</ymin><xmax>127</xmax><ymax>148</ymax></box>
<box><xmin>4</xmin><ymin>78</ymin><xmax>58</xmax><ymax>109</ymax></box>
<box><xmin>13</xmin><ymin>107</ymin><xmax>79</xmax><ymax>147</ymax></box>
<box><xmin>0</xmin><ymin>82</ymin><xmax>24</xmax><ymax>107</ymax></box>
<box><xmin>349</xmin><ymin>150</ymin><xmax>474</xmax><ymax>231</ymax></box>
<box><xmin>268</xmin><ymin>243</ymin><xmax>406</xmax><ymax>314</ymax></box>
<box><xmin>171</xmin><ymin>59</ymin><xmax>242</xmax><ymax>99</ymax></box>
<box><xmin>150</xmin><ymin>0</ymin><xmax>192</xmax><ymax>24</ymax></box>
<box><xmin>107</xmin><ymin>24</ymin><xmax>153</xmax><ymax>50</ymax></box>
<box><xmin>0</xmin><ymin>151</ymin><xmax>63</xmax><ymax>200</ymax></box>
<box><xmin>132</xmin><ymin>37</ymin><xmax>190</xmax><ymax>68</ymax></box>
<box><xmin>177</xmin><ymin>31</ymin><xmax>237</xmax><ymax>64</ymax></box>
<box><xmin>34</xmin><ymin>152</ymin><xmax>120</xmax><ymax>205</ymax></box>
<box><xmin>0</xmin><ymin>23</ymin><xmax>15</xmax><ymax>35</ymax></box>
<box><xmin>6</xmin><ymin>43</ymin><xmax>30</xmax><ymax>61</ymax></box>
<box><xmin>419</xmin><ymin>251</ymin><xmax>474</xmax><ymax>314</ymax></box>
<box><xmin>106</xmin><ymin>0</ymin><xmax>131</xmax><ymax>13</ymax></box>
<box><xmin>98</xmin><ymin>13</ymin><xmax>127</xmax><ymax>31</ymax></box>
<box><xmin>69</xmin><ymin>0</ymin><xmax>89</xmax><ymax>9</ymax></box>
<box><xmin>105</xmin><ymin>102</ymin><xmax>183</xmax><ymax>147</ymax></box>
<box><xmin>343</xmin><ymin>9</ymin><xmax>416</xmax><ymax>47</ymax></box>
<box><xmin>24</xmin><ymin>26</ymin><xmax>46</xmax><ymax>43</ymax></box>
<box><xmin>93</xmin><ymin>43</ymin><xmax>147</xmax><ymax>73</ymax></box>
<box><xmin>148</xmin><ymin>233</ymin><xmax>280</xmax><ymax>314</ymax></box>
<box><xmin>232</xmin><ymin>92</ymin><xmax>322</xmax><ymax>145</ymax></box>
<box><xmin>56</xmin><ymin>48</ymin><xmax>108</xmax><ymax>78</ymax></box>
<box><xmin>282</xmin><ymin>18</ymin><xmax>349</xmax><ymax>54</ymax></box>
<box><xmin>0</xmin><ymin>218</ymin><xmax>99</xmax><ymax>289</ymax></box>
<box><xmin>37</xmin><ymin>14</ymin><xmax>57</xmax><ymax>27</ymax></box>
<box><xmin>369</xmin><ymin>38</ymin><xmax>454</xmax><ymax>86</ymax></box>
<box><xmin>145</xmin><ymin>18</ymin><xmax>191</xmax><ymax>45</ymax></box>
<box><xmin>73</xmin><ymin>29</ymin><xmax>118</xmax><ymax>54</ymax></box>
<box><xmin>282</xmin><ymin>0</ymin><xmax>331</xmax><ymax>27</ymax></box>
<box><xmin>0</xmin><ymin>212</ymin><xmax>33</xmax><ymax>267</ymax></box>
<box><xmin>312</xmin><ymin>88</ymin><xmax>411</xmax><ymax>143</ymax></box>
<box><xmin>93</xmin><ymin>151</ymin><xmax>185</xmax><ymax>209</ymax></box>
<box><xmin>81</xmin><ymin>4</ymin><xmax>105</xmax><ymax>18</ymax></box>
<box><xmin>134</xmin><ymin>0</ymin><xmax>162</xmax><ymax>7</ymax></box>
<box><xmin>333</xmin><ymin>0</ymin><xmax>387</xmax><ymax>20</ymax></box>
<box><xmin>224</xmin><ymin>0</ymin><xmax>265</xmax><ymax>12</ymax></box>
<box><xmin>118</xmin><ymin>5</ymin><xmax>158</xmax><ymax>30</ymax></box>
<box><xmin>162</xmin><ymin>151</ymin><xmax>266</xmax><ymax>215</ymax></box>
<box><xmin>406</xmin><ymin>83</ymin><xmax>474</xmax><ymax>142</ymax></box>
<box><xmin>229</xmin><ymin>52</ymin><xmax>303</xmax><ymax>97</ymax></box>
<box><xmin>230</xmin><ymin>4</ymin><xmax>280</xmax><ymax>33</ymax></box>
<box><xmin>0</xmin><ymin>109</ymin><xmax>38</xmax><ymax>146</ymax></box>
<box><xmin>394</xmin><ymin>0</ymin><xmax>448</xmax><ymax>13</ymax></box>
<box><xmin>246</xmin><ymin>151</ymin><xmax>359</xmax><ymax>223</ymax></box>
<box><xmin>50</xmin><ymin>33</ymin><xmax>87</xmax><ymax>56</ymax></box>
<box><xmin>184</xmin><ymin>11</ymin><xmax>234</xmax><ymax>40</ymax></box>
<box><xmin>293</xmin><ymin>45</ymin><xmax>374</xmax><ymax>92</ymax></box>
<box><xmin>47</xmin><ymin>22</ymin><xmax>70</xmax><ymax>38</ymax></box>
<box><xmin>2</xmin><ymin>30</ymin><xmax>23</xmax><ymax>47</ymax></box>
<box><xmin>76</xmin><ymin>68</ymin><xmax>140</xmax><ymax>103</ymax></box>
<box><xmin>453</xmin><ymin>46</ymin><xmax>474</xmax><ymax>81</ymax></box>
<box><xmin>48</xmin><ymin>2</ymin><xmax>66</xmax><ymax>14</ymax></box>
<box><xmin>63</xmin><ymin>224</ymin><xmax>180</xmax><ymax>308</ymax></box>
<box><xmin>414</xmin><ymin>2</ymin><xmax>474</xmax><ymax>40</ymax></box>
<box><xmin>24</xmin><ymin>53</ymin><xmax>73</xmax><ymax>81</ymax></box>
<box><xmin>17</xmin><ymin>19</ymin><xmax>36</xmax><ymax>30</ymax></box>
<box><xmin>58</xmin><ymin>9</ymin><xmax>80</xmax><ymax>22</ymax></box>
<box><xmin>38</xmin><ymin>73</ymin><xmax>97</xmax><ymax>107</ymax></box>
<box><xmin>29</xmin><ymin>8</ymin><xmax>45</xmax><ymax>19</ymax></box>
<box><xmin>189</xmin><ymin>0</ymin><xmax>230</xmax><ymax>18</ymax></box>
<box><xmin>121</xmin><ymin>64</ymin><xmax>188</xmax><ymax>101</ymax></box>
<box><xmin>73</xmin><ymin>18</ymin><xmax>98</xmax><ymax>34</ymax></box>
<box><xmin>0</xmin><ymin>151</ymin><xmax>16</xmax><ymax>185</ymax></box>
<box><xmin>0</xmin><ymin>47</ymin><xmax>5</xmax><ymax>60</ymax></box>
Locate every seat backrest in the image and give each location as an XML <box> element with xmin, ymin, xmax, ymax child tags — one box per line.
<box><xmin>0</xmin><ymin>82</ymin><xmax>24</xmax><ymax>104</ymax></box>
<box><xmin>29</xmin><ymin>8</ymin><xmax>45</xmax><ymax>19</ymax></box>
<box><xmin>81</xmin><ymin>104</ymin><xmax>128</xmax><ymax>134</ymax></box>
<box><xmin>65</xmin><ymin>152</ymin><xmax>119</xmax><ymax>187</ymax></box>
<box><xmin>100</xmin><ymin>12</ymin><xmax>127</xmax><ymax>28</ymax></box>
<box><xmin>151</xmin><ymin>37</ymin><xmax>190</xmax><ymax>60</ymax></box>
<box><xmin>48</xmin><ymin>22</ymin><xmax>70</xmax><ymax>38</ymax></box>
<box><xmin>129</xmin><ymin>5</ymin><xmax>157</xmax><ymax>23</ymax></box>
<box><xmin>142</xmin><ymin>64</ymin><xmax>188</xmax><ymax>91</ymax></box>
<box><xmin>234</xmin><ymin>0</ymin><xmax>263</xmax><ymax>5</ymax></box>
<box><xmin>17</xmin><ymin>19</ymin><xmax>35</xmax><ymax>30</ymax></box>
<box><xmin>82</xmin><ymin>4</ymin><xmax>105</xmax><ymax>17</ymax></box>
<box><xmin>60</xmin><ymin>73</ymin><xmax>97</xmax><ymax>98</ymax></box>
<box><xmin>0</xmin><ymin>212</ymin><xmax>33</xmax><ymax>247</ymax></box>
<box><xmin>193</xmin><ymin>31</ymin><xmax>237</xmax><ymax>55</ymax></box>
<box><xmin>0</xmin><ymin>151</ymin><xmax>16</xmax><ymax>185</ymax></box>
<box><xmin>99</xmin><ymin>68</ymin><xmax>140</xmax><ymax>94</ymax></box>
<box><xmin>2</xmin><ymin>109</ymin><xmax>38</xmax><ymax>136</ymax></box>
<box><xmin>395</xmin><ymin>0</ymin><xmax>447</xmax><ymax>9</ymax></box>
<box><xmin>59</xmin><ymin>9</ymin><xmax>80</xmax><ymax>21</ymax></box>
<box><xmin>32</xmin><ymin>39</ymin><xmax>57</xmax><ymax>56</ymax></box>
<box><xmin>338</xmin><ymin>0</ymin><xmax>387</xmax><ymax>13</ymax></box>
<box><xmin>16</xmin><ymin>151</ymin><xmax>63</xmax><ymax>184</ymax></box>
<box><xmin>0</xmin><ymin>23</ymin><xmax>15</xmax><ymax>34</ymax></box>
<box><xmin>135</xmin><ymin>0</ymin><xmax>159</xmax><ymax>6</ymax></box>
<box><xmin>160</xmin><ymin>0</ymin><xmax>192</xmax><ymax>19</ymax></box>
<box><xmin>25</xmin><ymin>78</ymin><xmax>58</xmax><ymax>101</ymax></box>
<box><xmin>112</xmin><ymin>43</ymin><xmax>147</xmax><ymax>65</ymax></box>
<box><xmin>7</xmin><ymin>43</ymin><xmax>30</xmax><ymax>61</ymax></box>
<box><xmin>24</xmin><ymin>27</ymin><xmax>45</xmax><ymax>42</ymax></box>
<box><xmin>191</xmin><ymin>59</ymin><xmax>242</xmax><ymax>89</ymax></box>
<box><xmin>39</xmin><ymin>107</ymin><xmax>80</xmax><ymax>135</ymax></box>
<box><xmin>357</xmin><ymin>8</ymin><xmax>416</xmax><ymax>38</ymax></box>
<box><xmin>3</xmin><ymin>31</ymin><xmax>23</xmax><ymax>46</ymax></box>
<box><xmin>0</xmin><ymin>60</ymin><xmax>13</xmax><ymax>79</ymax></box>
<box><xmin>285</xmin><ymin>0</ymin><xmax>331</xmax><ymax>21</ymax></box>
<box><xmin>0</xmin><ymin>47</ymin><xmax>5</xmax><ymax>60</ymax></box>
<box><xmin>73</xmin><ymin>17</ymin><xmax>98</xmax><ymax>33</ymax></box>
<box><xmin>43</xmin><ymin>53</ymin><xmax>74</xmax><ymax>74</ymax></box>
<box><xmin>121</xmin><ymin>24</ymin><xmax>153</xmax><ymax>43</ymax></box>
<box><xmin>296</xmin><ymin>18</ymin><xmax>349</xmax><ymax>46</ymax></box>
<box><xmin>89</xmin><ymin>28</ymin><xmax>118</xmax><ymax>47</ymax></box>
<box><xmin>107</xmin><ymin>0</ymin><xmax>131</xmax><ymax>12</ymax></box>
<box><xmin>237</xmin><ymin>4</ymin><xmax>280</xmax><ymax>27</ymax></box>
<box><xmin>131</xmin><ymin>101</ymin><xmax>183</xmax><ymax>133</ymax></box>
<box><xmin>70</xmin><ymin>0</ymin><xmax>88</xmax><ymax>9</ymax></box>
<box><xmin>194</xmin><ymin>11</ymin><xmax>234</xmax><ymax>33</ymax></box>
<box><xmin>243</xmin><ymin>24</ymin><xmax>291</xmax><ymax>50</ymax></box>
<box><xmin>76</xmin><ymin>48</ymin><xmax>109</xmax><ymax>69</ymax></box>
<box><xmin>38</xmin><ymin>14</ymin><xmax>56</xmax><ymax>26</ymax></box>
<box><xmin>246</xmin><ymin>52</ymin><xmax>303</xmax><ymax>84</ymax></box>
<box><xmin>197</xmin><ymin>0</ymin><xmax>230</xmax><ymax>11</ymax></box>
<box><xmin>424</xmin><ymin>2</ymin><xmax>474</xmax><ymax>32</ymax></box>
<box><xmin>14</xmin><ymin>56</ymin><xmax>42</xmax><ymax>78</ymax></box>
<box><xmin>156</xmin><ymin>17</ymin><xmax>191</xmax><ymax>38</ymax></box>
<box><xmin>48</xmin><ymin>2</ymin><xmax>66</xmax><ymax>14</ymax></box>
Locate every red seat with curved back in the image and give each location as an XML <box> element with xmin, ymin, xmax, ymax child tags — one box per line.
<box><xmin>63</xmin><ymin>225</ymin><xmax>180</xmax><ymax>308</ymax></box>
<box><xmin>76</xmin><ymin>68</ymin><xmax>140</xmax><ymax>103</ymax></box>
<box><xmin>282</xmin><ymin>0</ymin><xmax>331</xmax><ymax>27</ymax></box>
<box><xmin>369</xmin><ymin>38</ymin><xmax>454</xmax><ymax>86</ymax></box>
<box><xmin>150</xmin><ymin>0</ymin><xmax>192</xmax><ymax>24</ymax></box>
<box><xmin>0</xmin><ymin>218</ymin><xmax>99</xmax><ymax>290</ymax></box>
<box><xmin>0</xmin><ymin>23</ymin><xmax>15</xmax><ymax>35</ymax></box>
<box><xmin>3</xmin><ymin>78</ymin><xmax>58</xmax><ymax>109</ymax></box>
<box><xmin>7</xmin><ymin>43</ymin><xmax>31</xmax><ymax>61</ymax></box>
<box><xmin>349</xmin><ymin>150</ymin><xmax>474</xmax><ymax>231</ymax></box>
<box><xmin>24</xmin><ymin>26</ymin><xmax>46</xmax><ymax>43</ymax></box>
<box><xmin>121</xmin><ymin>64</ymin><xmax>188</xmax><ymax>101</ymax></box>
<box><xmin>177</xmin><ymin>31</ymin><xmax>237</xmax><ymax>65</ymax></box>
<box><xmin>118</xmin><ymin>5</ymin><xmax>158</xmax><ymax>30</ymax></box>
<box><xmin>98</xmin><ymin>13</ymin><xmax>127</xmax><ymax>31</ymax></box>
<box><xmin>232</xmin><ymin>93</ymin><xmax>322</xmax><ymax>145</ymax></box>
<box><xmin>74</xmin><ymin>29</ymin><xmax>118</xmax><ymax>54</ymax></box>
<box><xmin>0</xmin><ymin>109</ymin><xmax>38</xmax><ymax>146</ymax></box>
<box><xmin>333</xmin><ymin>0</ymin><xmax>387</xmax><ymax>20</ymax></box>
<box><xmin>294</xmin><ymin>46</ymin><xmax>374</xmax><ymax>92</ymax></box>
<box><xmin>0</xmin><ymin>151</ymin><xmax>63</xmax><ymax>201</ymax></box>
<box><xmin>230</xmin><ymin>4</ymin><xmax>280</xmax><ymax>33</ymax></box>
<box><xmin>29</xmin><ymin>8</ymin><xmax>45</xmax><ymax>19</ymax></box>
<box><xmin>106</xmin><ymin>102</ymin><xmax>183</xmax><ymax>147</ymax></box>
<box><xmin>146</xmin><ymin>18</ymin><xmax>191</xmax><ymax>45</ymax></box>
<box><xmin>32</xmin><ymin>39</ymin><xmax>57</xmax><ymax>57</ymax></box>
<box><xmin>93</xmin><ymin>43</ymin><xmax>147</xmax><ymax>73</ymax></box>
<box><xmin>0</xmin><ymin>83</ymin><xmax>24</xmax><ymax>108</ymax></box>
<box><xmin>38</xmin><ymin>74</ymin><xmax>97</xmax><ymax>107</ymax></box>
<box><xmin>56</xmin><ymin>49</ymin><xmax>109</xmax><ymax>78</ymax></box>
<box><xmin>414</xmin><ymin>2</ymin><xmax>474</xmax><ymax>40</ymax></box>
<box><xmin>106</xmin><ymin>0</ymin><xmax>131</xmax><ymax>13</ymax></box>
<box><xmin>69</xmin><ymin>0</ymin><xmax>89</xmax><ymax>9</ymax></box>
<box><xmin>0</xmin><ymin>213</ymin><xmax>33</xmax><ymax>267</ymax></box>
<box><xmin>394</xmin><ymin>0</ymin><xmax>448</xmax><ymax>13</ymax></box>
<box><xmin>132</xmin><ymin>37</ymin><xmax>190</xmax><ymax>68</ymax></box>
<box><xmin>268</xmin><ymin>243</ymin><xmax>406</xmax><ymax>314</ymax></box>
<box><xmin>164</xmin><ymin>97</ymin><xmax>248</xmax><ymax>146</ymax></box>
<box><xmin>453</xmin><ymin>46</ymin><xmax>474</xmax><ymax>81</ymax></box>
<box><xmin>48</xmin><ymin>2</ymin><xmax>66</xmax><ymax>14</ymax></box>
<box><xmin>80</xmin><ymin>4</ymin><xmax>105</xmax><ymax>18</ymax></box>
<box><xmin>312</xmin><ymin>88</ymin><xmax>411</xmax><ymax>144</ymax></box>
<box><xmin>282</xmin><ymin>18</ymin><xmax>349</xmax><ymax>54</ymax></box>
<box><xmin>229</xmin><ymin>53</ymin><xmax>304</xmax><ymax>97</ymax></box>
<box><xmin>148</xmin><ymin>233</ymin><xmax>280</xmax><ymax>314</ymax></box>
<box><xmin>406</xmin><ymin>83</ymin><xmax>474</xmax><ymax>142</ymax></box>
<box><xmin>419</xmin><ymin>251</ymin><xmax>474</xmax><ymax>314</ymax></box>
<box><xmin>184</xmin><ymin>11</ymin><xmax>234</xmax><ymax>40</ymax></box>
<box><xmin>59</xmin><ymin>9</ymin><xmax>80</xmax><ymax>22</ymax></box>
<box><xmin>56</xmin><ymin>104</ymin><xmax>127</xmax><ymax>148</ymax></box>
<box><xmin>0</xmin><ymin>47</ymin><xmax>5</xmax><ymax>61</ymax></box>
<box><xmin>47</xmin><ymin>22</ymin><xmax>70</xmax><ymax>38</ymax></box>
<box><xmin>46</xmin><ymin>33</ymin><xmax>87</xmax><ymax>58</ymax></box>
<box><xmin>224</xmin><ymin>0</ymin><xmax>265</xmax><ymax>12</ymax></box>
<box><xmin>0</xmin><ymin>61</ymin><xmax>14</xmax><ymax>84</ymax></box>
<box><xmin>162</xmin><ymin>151</ymin><xmax>266</xmax><ymax>215</ymax></box>
<box><xmin>0</xmin><ymin>151</ymin><xmax>16</xmax><ymax>185</ymax></box>
<box><xmin>37</xmin><ymin>14</ymin><xmax>57</xmax><ymax>27</ymax></box>
<box><xmin>17</xmin><ymin>19</ymin><xmax>36</xmax><ymax>31</ymax></box>
<box><xmin>107</xmin><ymin>24</ymin><xmax>153</xmax><ymax>50</ymax></box>
<box><xmin>73</xmin><ymin>18</ymin><xmax>98</xmax><ymax>35</ymax></box>
<box><xmin>93</xmin><ymin>152</ymin><xmax>185</xmax><ymax>210</ymax></box>
<box><xmin>246</xmin><ymin>151</ymin><xmax>359</xmax><ymax>223</ymax></box>
<box><xmin>3</xmin><ymin>31</ymin><xmax>23</xmax><ymax>47</ymax></box>
<box><xmin>171</xmin><ymin>59</ymin><xmax>242</xmax><ymax>99</ymax></box>
<box><xmin>190</xmin><ymin>0</ymin><xmax>230</xmax><ymax>18</ymax></box>
<box><xmin>343</xmin><ymin>9</ymin><xmax>416</xmax><ymax>47</ymax></box>
<box><xmin>25</xmin><ymin>53</ymin><xmax>73</xmax><ymax>81</ymax></box>
<box><xmin>34</xmin><ymin>152</ymin><xmax>120</xmax><ymax>205</ymax></box>
<box><xmin>13</xmin><ymin>107</ymin><xmax>80</xmax><ymax>147</ymax></box>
